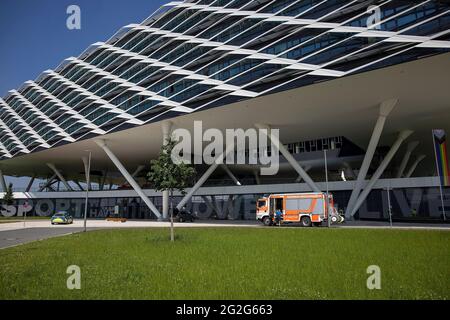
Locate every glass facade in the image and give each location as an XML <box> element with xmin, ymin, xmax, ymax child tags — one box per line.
<box><xmin>0</xmin><ymin>0</ymin><xmax>450</xmax><ymax>159</ymax></box>
<box><xmin>2</xmin><ymin>187</ymin><xmax>449</xmax><ymax>221</ymax></box>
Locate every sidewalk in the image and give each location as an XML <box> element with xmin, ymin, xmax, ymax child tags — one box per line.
<box><xmin>2</xmin><ymin>218</ymin><xmax>449</xmax><ymax>232</ymax></box>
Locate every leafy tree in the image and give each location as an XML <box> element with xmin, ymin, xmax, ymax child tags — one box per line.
<box><xmin>148</xmin><ymin>138</ymin><xmax>196</xmax><ymax>241</ymax></box>
<box><xmin>2</xmin><ymin>183</ymin><xmax>14</xmax><ymax>205</ymax></box>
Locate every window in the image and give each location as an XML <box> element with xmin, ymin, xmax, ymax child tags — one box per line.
<box><xmin>312</xmin><ymin>199</ymin><xmax>324</xmax><ymax>215</ymax></box>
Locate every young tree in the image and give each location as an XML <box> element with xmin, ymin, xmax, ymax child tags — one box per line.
<box><xmin>147</xmin><ymin>138</ymin><xmax>195</xmax><ymax>242</ymax></box>
<box><xmin>2</xmin><ymin>183</ymin><xmax>14</xmax><ymax>205</ymax></box>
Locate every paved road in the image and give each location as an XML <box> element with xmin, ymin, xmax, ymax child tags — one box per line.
<box><xmin>0</xmin><ymin>227</ymin><xmax>85</xmax><ymax>249</ymax></box>
<box><xmin>0</xmin><ymin>219</ymin><xmax>448</xmax><ymax>249</ymax></box>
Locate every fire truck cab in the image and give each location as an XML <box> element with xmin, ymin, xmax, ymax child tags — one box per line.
<box><xmin>256</xmin><ymin>192</ymin><xmax>344</xmax><ymax>227</ymax></box>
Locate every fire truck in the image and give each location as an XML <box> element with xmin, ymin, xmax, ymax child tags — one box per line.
<box><xmin>256</xmin><ymin>192</ymin><xmax>344</xmax><ymax>227</ymax></box>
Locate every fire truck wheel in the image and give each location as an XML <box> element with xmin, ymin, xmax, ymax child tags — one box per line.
<box><xmin>262</xmin><ymin>216</ymin><xmax>272</xmax><ymax>226</ymax></box>
<box><xmin>300</xmin><ymin>216</ymin><xmax>312</xmax><ymax>227</ymax></box>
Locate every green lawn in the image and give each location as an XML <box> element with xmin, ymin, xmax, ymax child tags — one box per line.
<box><xmin>0</xmin><ymin>227</ymin><xmax>448</xmax><ymax>300</ymax></box>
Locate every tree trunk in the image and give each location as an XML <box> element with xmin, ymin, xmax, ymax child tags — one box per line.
<box><xmin>170</xmin><ymin>189</ymin><xmax>174</xmax><ymax>242</ymax></box>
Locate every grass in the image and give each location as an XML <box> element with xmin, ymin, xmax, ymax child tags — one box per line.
<box><xmin>0</xmin><ymin>227</ymin><xmax>448</xmax><ymax>300</ymax></box>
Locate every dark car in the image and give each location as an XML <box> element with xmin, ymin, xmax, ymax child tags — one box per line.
<box><xmin>174</xmin><ymin>207</ymin><xmax>195</xmax><ymax>222</ymax></box>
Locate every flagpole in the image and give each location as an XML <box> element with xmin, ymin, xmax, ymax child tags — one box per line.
<box><xmin>432</xmin><ymin>130</ymin><xmax>446</xmax><ymax>221</ymax></box>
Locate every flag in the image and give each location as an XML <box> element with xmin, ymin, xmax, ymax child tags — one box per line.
<box><xmin>432</xmin><ymin>129</ymin><xmax>450</xmax><ymax>186</ymax></box>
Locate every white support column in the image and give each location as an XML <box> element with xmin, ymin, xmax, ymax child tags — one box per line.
<box><xmin>177</xmin><ymin>143</ymin><xmax>235</xmax><ymax>210</ymax></box>
<box><xmin>350</xmin><ymin>130</ymin><xmax>413</xmax><ymax>217</ymax></box>
<box><xmin>295</xmin><ymin>165</ymin><xmax>312</xmax><ymax>183</ymax></box>
<box><xmin>396</xmin><ymin>141</ymin><xmax>419</xmax><ymax>178</ymax></box>
<box><xmin>82</xmin><ymin>156</ymin><xmax>92</xmax><ymax>191</ymax></box>
<box><xmin>38</xmin><ymin>173</ymin><xmax>57</xmax><ymax>192</ymax></box>
<box><xmin>46</xmin><ymin>163</ymin><xmax>73</xmax><ymax>191</ymax></box>
<box><xmin>161</xmin><ymin>121</ymin><xmax>173</xmax><ymax>220</ymax></box>
<box><xmin>221</xmin><ymin>164</ymin><xmax>241</xmax><ymax>186</ymax></box>
<box><xmin>345</xmin><ymin>99</ymin><xmax>398</xmax><ymax>218</ymax></box>
<box><xmin>405</xmin><ymin>154</ymin><xmax>426</xmax><ymax>178</ymax></box>
<box><xmin>131</xmin><ymin>165</ymin><xmax>146</xmax><ymax>178</ymax></box>
<box><xmin>121</xmin><ymin>165</ymin><xmax>145</xmax><ymax>186</ymax></box>
<box><xmin>256</xmin><ymin>123</ymin><xmax>320</xmax><ymax>192</ymax></box>
<box><xmin>25</xmin><ymin>176</ymin><xmax>35</xmax><ymax>192</ymax></box>
<box><xmin>0</xmin><ymin>169</ymin><xmax>7</xmax><ymax>192</ymax></box>
<box><xmin>95</xmin><ymin>139</ymin><xmax>161</xmax><ymax>219</ymax></box>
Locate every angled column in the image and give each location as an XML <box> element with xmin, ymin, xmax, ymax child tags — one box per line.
<box><xmin>295</xmin><ymin>165</ymin><xmax>312</xmax><ymax>183</ymax></box>
<box><xmin>0</xmin><ymin>169</ymin><xmax>7</xmax><ymax>192</ymax></box>
<box><xmin>350</xmin><ymin>130</ymin><xmax>413</xmax><ymax>217</ymax></box>
<box><xmin>82</xmin><ymin>157</ymin><xmax>92</xmax><ymax>191</ymax></box>
<box><xmin>345</xmin><ymin>99</ymin><xmax>397</xmax><ymax>218</ymax></box>
<box><xmin>131</xmin><ymin>165</ymin><xmax>146</xmax><ymax>178</ymax></box>
<box><xmin>177</xmin><ymin>143</ymin><xmax>235</xmax><ymax>210</ymax></box>
<box><xmin>38</xmin><ymin>173</ymin><xmax>57</xmax><ymax>192</ymax></box>
<box><xmin>161</xmin><ymin>121</ymin><xmax>172</xmax><ymax>220</ymax></box>
<box><xmin>47</xmin><ymin>163</ymin><xmax>73</xmax><ymax>191</ymax></box>
<box><xmin>256</xmin><ymin>123</ymin><xmax>320</xmax><ymax>192</ymax></box>
<box><xmin>95</xmin><ymin>139</ymin><xmax>161</xmax><ymax>219</ymax></box>
<box><xmin>396</xmin><ymin>141</ymin><xmax>419</xmax><ymax>178</ymax></box>
<box><xmin>221</xmin><ymin>164</ymin><xmax>241</xmax><ymax>186</ymax></box>
<box><xmin>405</xmin><ymin>154</ymin><xmax>426</xmax><ymax>178</ymax></box>
<box><xmin>121</xmin><ymin>165</ymin><xmax>145</xmax><ymax>185</ymax></box>
<box><xmin>25</xmin><ymin>176</ymin><xmax>35</xmax><ymax>192</ymax></box>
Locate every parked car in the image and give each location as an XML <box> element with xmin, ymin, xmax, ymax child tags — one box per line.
<box><xmin>174</xmin><ymin>207</ymin><xmax>195</xmax><ymax>222</ymax></box>
<box><xmin>51</xmin><ymin>211</ymin><xmax>73</xmax><ymax>225</ymax></box>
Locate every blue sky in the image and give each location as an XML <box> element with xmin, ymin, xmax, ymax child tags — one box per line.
<box><xmin>0</xmin><ymin>0</ymin><xmax>167</xmax><ymax>97</ymax></box>
<box><xmin>0</xmin><ymin>0</ymin><xmax>167</xmax><ymax>188</ymax></box>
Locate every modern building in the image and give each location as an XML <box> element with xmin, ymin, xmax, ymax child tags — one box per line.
<box><xmin>1</xmin><ymin>0</ymin><xmax>450</xmax><ymax>221</ymax></box>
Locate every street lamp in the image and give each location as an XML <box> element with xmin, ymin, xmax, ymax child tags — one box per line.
<box><xmin>385</xmin><ymin>186</ymin><xmax>393</xmax><ymax>228</ymax></box>
<box><xmin>83</xmin><ymin>150</ymin><xmax>92</xmax><ymax>232</ymax></box>
<box><xmin>324</xmin><ymin>149</ymin><xmax>331</xmax><ymax>228</ymax></box>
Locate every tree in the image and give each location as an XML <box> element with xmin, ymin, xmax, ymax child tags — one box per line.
<box><xmin>2</xmin><ymin>183</ymin><xmax>14</xmax><ymax>205</ymax></box>
<box><xmin>147</xmin><ymin>138</ymin><xmax>196</xmax><ymax>241</ymax></box>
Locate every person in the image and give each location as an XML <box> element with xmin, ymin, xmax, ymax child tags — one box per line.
<box><xmin>275</xmin><ymin>209</ymin><xmax>283</xmax><ymax>226</ymax></box>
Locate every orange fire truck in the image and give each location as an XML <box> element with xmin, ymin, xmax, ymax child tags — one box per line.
<box><xmin>256</xmin><ymin>192</ymin><xmax>344</xmax><ymax>227</ymax></box>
